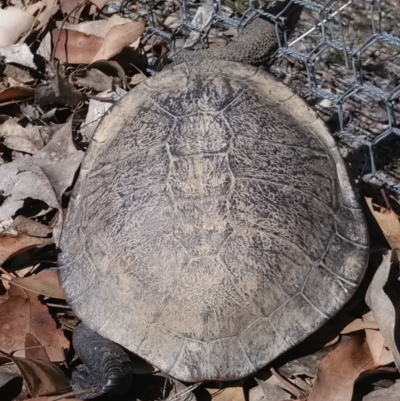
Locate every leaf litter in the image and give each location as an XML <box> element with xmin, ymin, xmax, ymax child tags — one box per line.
<box><xmin>0</xmin><ymin>0</ymin><xmax>400</xmax><ymax>400</ymax></box>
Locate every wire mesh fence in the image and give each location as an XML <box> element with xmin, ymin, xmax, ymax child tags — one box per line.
<box><xmin>134</xmin><ymin>0</ymin><xmax>400</xmax><ymax>193</ymax></box>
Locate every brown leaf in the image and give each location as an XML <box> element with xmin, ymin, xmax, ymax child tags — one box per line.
<box><xmin>59</xmin><ymin>0</ymin><xmax>86</xmax><ymax>23</ymax></box>
<box><xmin>52</xmin><ymin>28</ymin><xmax>103</xmax><ymax>64</ymax></box>
<box><xmin>90</xmin><ymin>0</ymin><xmax>110</xmax><ymax>9</ymax></box>
<box><xmin>10</xmin><ymin>270</ymin><xmax>65</xmax><ymax>300</ymax></box>
<box><xmin>365</xmin><ymin>250</ymin><xmax>400</xmax><ymax>371</ymax></box>
<box><xmin>0</xmin><ymin>86</ymin><xmax>35</xmax><ymax>105</ymax></box>
<box><xmin>10</xmin><ymin>356</ymin><xmax>70</xmax><ymax>397</ymax></box>
<box><xmin>29</xmin><ymin>398</ymin><xmax>80</xmax><ymax>401</ymax></box>
<box><xmin>308</xmin><ymin>336</ymin><xmax>375</xmax><ymax>401</ymax></box>
<box><xmin>363</xmin><ymin>311</ymin><xmax>394</xmax><ymax>366</ymax></box>
<box><xmin>25</xmin><ymin>333</ymin><xmax>50</xmax><ymax>361</ymax></box>
<box><xmin>0</xmin><ymin>233</ymin><xmax>48</xmax><ymax>266</ymax></box>
<box><xmin>0</xmin><ymin>287</ymin><xmax>68</xmax><ymax>361</ymax></box>
<box><xmin>366</xmin><ymin>198</ymin><xmax>400</xmax><ymax>248</ymax></box>
<box><xmin>92</xmin><ymin>21</ymin><xmax>145</xmax><ymax>62</ymax></box>
<box><xmin>341</xmin><ymin>317</ymin><xmax>379</xmax><ymax>334</ymax></box>
<box><xmin>26</xmin><ymin>290</ymin><xmax>69</xmax><ymax>362</ymax></box>
<box><xmin>61</xmin><ymin>17</ymin><xmax>134</xmax><ymax>38</ymax></box>
<box><xmin>0</xmin><ymin>286</ymin><xmax>29</xmax><ymax>355</ymax></box>
<box><xmin>206</xmin><ymin>386</ymin><xmax>245</xmax><ymax>401</ymax></box>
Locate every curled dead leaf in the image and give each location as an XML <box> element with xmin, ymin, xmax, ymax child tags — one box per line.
<box><xmin>366</xmin><ymin>198</ymin><xmax>400</xmax><ymax>248</ymax></box>
<box><xmin>0</xmin><ymin>86</ymin><xmax>35</xmax><ymax>106</ymax></box>
<box><xmin>9</xmin><ymin>356</ymin><xmax>70</xmax><ymax>397</ymax></box>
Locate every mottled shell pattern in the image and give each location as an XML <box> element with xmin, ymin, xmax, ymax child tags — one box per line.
<box><xmin>58</xmin><ymin>60</ymin><xmax>369</xmax><ymax>382</ymax></box>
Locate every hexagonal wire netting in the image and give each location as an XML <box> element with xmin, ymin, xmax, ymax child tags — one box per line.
<box><xmin>140</xmin><ymin>0</ymin><xmax>400</xmax><ymax>193</ymax></box>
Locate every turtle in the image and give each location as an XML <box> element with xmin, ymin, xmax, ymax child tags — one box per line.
<box><xmin>58</xmin><ymin>1</ymin><xmax>369</xmax><ymax>398</ymax></box>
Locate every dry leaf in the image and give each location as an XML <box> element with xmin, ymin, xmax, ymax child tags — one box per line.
<box><xmin>60</xmin><ymin>17</ymin><xmax>133</xmax><ymax>38</ymax></box>
<box><xmin>130</xmin><ymin>73</ymin><xmax>147</xmax><ymax>85</ymax></box>
<box><xmin>80</xmin><ymin>88</ymin><xmax>125</xmax><ymax>141</ymax></box>
<box><xmin>341</xmin><ymin>317</ymin><xmax>379</xmax><ymax>334</ymax></box>
<box><xmin>36</xmin><ymin>73</ymin><xmax>85</xmax><ymax>108</ymax></box>
<box><xmin>366</xmin><ymin>198</ymin><xmax>400</xmax><ymax>248</ymax></box>
<box><xmin>0</xmin><ymin>119</ymin><xmax>44</xmax><ymax>154</ymax></box>
<box><xmin>74</xmin><ymin>68</ymin><xmax>113</xmax><ymax>91</ymax></box>
<box><xmin>363</xmin><ymin>380</ymin><xmax>400</xmax><ymax>400</ymax></box>
<box><xmin>0</xmin><ymin>44</ymin><xmax>37</xmax><ymax>69</ymax></box>
<box><xmin>10</xmin><ymin>356</ymin><xmax>70</xmax><ymax>397</ymax></box>
<box><xmin>59</xmin><ymin>0</ymin><xmax>86</xmax><ymax>23</ymax></box>
<box><xmin>10</xmin><ymin>270</ymin><xmax>65</xmax><ymax>300</ymax></box>
<box><xmin>90</xmin><ymin>0</ymin><xmax>111</xmax><ymax>9</ymax></box>
<box><xmin>52</xmin><ymin>28</ymin><xmax>103</xmax><ymax>64</ymax></box>
<box><xmin>0</xmin><ymin>286</ymin><xmax>30</xmax><ymax>355</ymax></box>
<box><xmin>365</xmin><ymin>250</ymin><xmax>400</xmax><ymax>371</ymax></box>
<box><xmin>26</xmin><ymin>290</ymin><xmax>69</xmax><ymax>361</ymax></box>
<box><xmin>206</xmin><ymin>386</ymin><xmax>245</xmax><ymax>401</ymax></box>
<box><xmin>4</xmin><ymin>65</ymin><xmax>35</xmax><ymax>84</ymax></box>
<box><xmin>92</xmin><ymin>21</ymin><xmax>145</xmax><ymax>62</ymax></box>
<box><xmin>2</xmin><ymin>216</ymin><xmax>52</xmax><ymax>238</ymax></box>
<box><xmin>308</xmin><ymin>336</ymin><xmax>375</xmax><ymax>401</ymax></box>
<box><xmin>29</xmin><ymin>396</ymin><xmax>82</xmax><ymax>401</ymax></box>
<box><xmin>0</xmin><ymin>286</ymin><xmax>68</xmax><ymax>361</ymax></box>
<box><xmin>25</xmin><ymin>333</ymin><xmax>50</xmax><ymax>361</ymax></box>
<box><xmin>0</xmin><ymin>160</ymin><xmax>60</xmax><ymax>222</ymax></box>
<box><xmin>32</xmin><ymin>120</ymin><xmax>85</xmax><ymax>200</ymax></box>
<box><xmin>249</xmin><ymin>378</ymin><xmax>292</xmax><ymax>401</ymax></box>
<box><xmin>0</xmin><ymin>86</ymin><xmax>35</xmax><ymax>105</ymax></box>
<box><xmin>363</xmin><ymin>311</ymin><xmax>394</xmax><ymax>366</ymax></box>
<box><xmin>0</xmin><ymin>233</ymin><xmax>48</xmax><ymax>266</ymax></box>
<box><xmin>0</xmin><ymin>7</ymin><xmax>36</xmax><ymax>47</ymax></box>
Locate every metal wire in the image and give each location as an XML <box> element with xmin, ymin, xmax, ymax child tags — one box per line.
<box><xmin>141</xmin><ymin>0</ymin><xmax>400</xmax><ymax>192</ymax></box>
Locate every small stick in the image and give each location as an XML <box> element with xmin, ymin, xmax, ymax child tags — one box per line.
<box><xmin>270</xmin><ymin>367</ymin><xmax>304</xmax><ymax>398</ymax></box>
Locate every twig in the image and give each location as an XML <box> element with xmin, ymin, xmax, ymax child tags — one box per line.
<box><xmin>270</xmin><ymin>367</ymin><xmax>304</xmax><ymax>398</ymax></box>
<box><xmin>46</xmin><ymin>387</ymin><xmax>98</xmax><ymax>401</ymax></box>
<box><xmin>0</xmin><ymin>266</ymin><xmax>16</xmax><ymax>280</ymax></box>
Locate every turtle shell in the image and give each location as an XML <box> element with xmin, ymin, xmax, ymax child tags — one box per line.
<box><xmin>58</xmin><ymin>60</ymin><xmax>369</xmax><ymax>382</ymax></box>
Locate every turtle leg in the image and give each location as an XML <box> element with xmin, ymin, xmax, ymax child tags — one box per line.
<box><xmin>71</xmin><ymin>323</ymin><xmax>133</xmax><ymax>399</ymax></box>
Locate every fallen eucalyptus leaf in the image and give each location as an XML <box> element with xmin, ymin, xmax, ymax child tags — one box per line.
<box><xmin>10</xmin><ymin>270</ymin><xmax>65</xmax><ymax>299</ymax></box>
<box><xmin>0</xmin><ymin>44</ymin><xmax>36</xmax><ymax>69</ymax></box>
<box><xmin>365</xmin><ymin>249</ymin><xmax>400</xmax><ymax>371</ymax></box>
<box><xmin>308</xmin><ymin>336</ymin><xmax>375</xmax><ymax>401</ymax></box>
<box><xmin>32</xmin><ymin>120</ymin><xmax>84</xmax><ymax>200</ymax></box>
<box><xmin>0</xmin><ymin>160</ymin><xmax>60</xmax><ymax>222</ymax></box>
<box><xmin>0</xmin><ymin>7</ymin><xmax>36</xmax><ymax>47</ymax></box>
